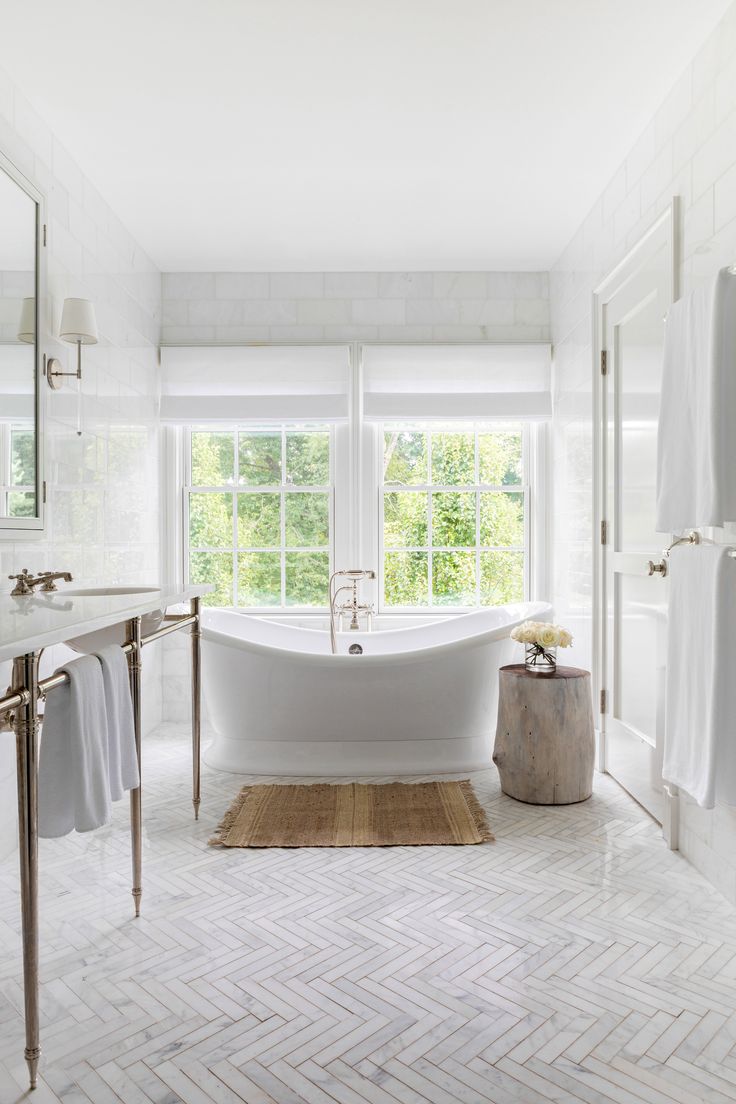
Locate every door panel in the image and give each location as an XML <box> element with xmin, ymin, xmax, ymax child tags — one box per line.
<box><xmin>600</xmin><ymin>213</ymin><xmax>675</xmax><ymax>827</ymax></box>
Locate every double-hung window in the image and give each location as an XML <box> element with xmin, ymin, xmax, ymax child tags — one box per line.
<box><xmin>186</xmin><ymin>425</ymin><xmax>333</xmax><ymax>608</ymax></box>
<box><xmin>380</xmin><ymin>422</ymin><xmax>528</xmax><ymax>609</ymax></box>
<box><xmin>172</xmin><ymin>342</ymin><xmax>548</xmax><ymax>612</ymax></box>
<box><xmin>0</xmin><ymin>424</ymin><xmax>35</xmax><ymax>517</ymax></box>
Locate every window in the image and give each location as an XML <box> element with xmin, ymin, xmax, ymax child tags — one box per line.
<box><xmin>380</xmin><ymin>423</ymin><xmax>528</xmax><ymax>609</ymax></box>
<box><xmin>185</xmin><ymin>425</ymin><xmax>333</xmax><ymax>608</ymax></box>
<box><xmin>0</xmin><ymin>424</ymin><xmax>35</xmax><ymax>517</ymax></box>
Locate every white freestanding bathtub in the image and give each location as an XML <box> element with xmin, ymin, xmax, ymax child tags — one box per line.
<box><xmin>202</xmin><ymin>601</ymin><xmax>552</xmax><ymax>775</ymax></box>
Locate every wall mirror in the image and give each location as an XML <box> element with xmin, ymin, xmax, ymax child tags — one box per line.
<box><xmin>0</xmin><ymin>151</ymin><xmax>44</xmax><ymax>533</ymax></box>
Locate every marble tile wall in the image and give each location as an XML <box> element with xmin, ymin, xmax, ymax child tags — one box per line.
<box><xmin>161</xmin><ymin>270</ymin><xmax>550</xmax><ymax>345</ymax></box>
<box><xmin>0</xmin><ymin>62</ymin><xmax>163</xmax><ymax>859</ymax></box>
<box><xmin>549</xmin><ymin>0</ymin><xmax>736</xmax><ymax>902</ymax></box>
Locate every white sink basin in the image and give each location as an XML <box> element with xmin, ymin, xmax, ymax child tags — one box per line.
<box><xmin>63</xmin><ymin>585</ymin><xmax>161</xmax><ymax>598</ymax></box>
<box><xmin>62</xmin><ymin>586</ymin><xmax>165</xmax><ymax>653</ymax></box>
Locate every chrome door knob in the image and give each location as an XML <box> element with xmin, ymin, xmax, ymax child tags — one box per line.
<box><xmin>646</xmin><ymin>558</ymin><xmax>668</xmax><ymax>577</ymax></box>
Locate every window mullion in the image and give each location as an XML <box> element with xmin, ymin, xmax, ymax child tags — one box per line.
<box><xmin>475</xmin><ymin>426</ymin><xmax>481</xmax><ymax>607</ymax></box>
<box><xmin>281</xmin><ymin>429</ymin><xmax>287</xmax><ymax>608</ymax></box>
<box><xmin>427</xmin><ymin>431</ymin><xmax>433</xmax><ymax>606</ymax></box>
<box><xmin>232</xmin><ymin>429</ymin><xmax>239</xmax><ymax>608</ymax></box>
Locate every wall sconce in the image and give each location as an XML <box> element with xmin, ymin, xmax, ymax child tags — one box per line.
<box><xmin>46</xmin><ymin>298</ymin><xmax>98</xmax><ymax>387</ymax></box>
<box><xmin>17</xmin><ymin>297</ymin><xmax>36</xmax><ymax>344</ymax></box>
<box><xmin>45</xmin><ymin>298</ymin><xmax>98</xmax><ymax>436</ymax></box>
<box><xmin>45</xmin><ymin>302</ymin><xmax>98</xmax><ymax>439</ymax></box>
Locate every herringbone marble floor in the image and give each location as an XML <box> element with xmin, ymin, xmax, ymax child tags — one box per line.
<box><xmin>2</xmin><ymin>726</ymin><xmax>736</xmax><ymax>1103</ymax></box>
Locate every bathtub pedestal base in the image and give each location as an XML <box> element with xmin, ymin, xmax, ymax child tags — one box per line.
<box><xmin>204</xmin><ymin>734</ymin><xmax>492</xmax><ymax>778</ymax></box>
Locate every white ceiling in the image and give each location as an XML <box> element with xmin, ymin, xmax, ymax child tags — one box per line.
<box><xmin>0</xmin><ymin>0</ymin><xmax>730</xmax><ymax>272</ymax></box>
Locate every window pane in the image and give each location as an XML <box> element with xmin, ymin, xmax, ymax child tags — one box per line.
<box><xmin>238</xmin><ymin>552</ymin><xmax>281</xmax><ymax>605</ymax></box>
<box><xmin>383</xmin><ymin>551</ymin><xmax>428</xmax><ymax>606</ymax></box>
<box><xmin>189</xmin><ymin>492</ymin><xmax>233</xmax><ymax>547</ymax></box>
<box><xmin>237</xmin><ymin>493</ymin><xmax>280</xmax><ymax>547</ymax></box>
<box><xmin>190</xmin><ymin>551</ymin><xmax>233</xmax><ymax>606</ymax></box>
<box><xmin>384</xmin><ymin>491</ymin><xmax>428</xmax><ymax>547</ymax></box>
<box><xmin>480</xmin><ymin>491</ymin><xmax>524</xmax><ymax>546</ymax></box>
<box><xmin>285</xmin><ymin>551</ymin><xmax>329</xmax><ymax>605</ymax></box>
<box><xmin>191</xmin><ymin>431</ymin><xmax>234</xmax><ymax>485</ymax></box>
<box><xmin>11</xmin><ymin>429</ymin><xmax>35</xmax><ymax>486</ymax></box>
<box><xmin>239</xmin><ymin>432</ymin><xmax>281</xmax><ymax>485</ymax></box>
<box><xmin>478</xmin><ymin>430</ymin><xmax>523</xmax><ymax>485</ymax></box>
<box><xmin>433</xmin><ymin>551</ymin><xmax>476</xmax><ymax>605</ymax></box>
<box><xmin>480</xmin><ymin>551</ymin><xmax>524</xmax><ymax>605</ymax></box>
<box><xmin>286</xmin><ymin>432</ymin><xmax>330</xmax><ymax>485</ymax></box>
<box><xmin>8</xmin><ymin>491</ymin><xmax>35</xmax><ymax>517</ymax></box>
<box><xmin>384</xmin><ymin>430</ymin><xmax>427</xmax><ymax>485</ymax></box>
<box><xmin>285</xmin><ymin>492</ymin><xmax>329</xmax><ymax>547</ymax></box>
<box><xmin>432</xmin><ymin>491</ymin><xmax>476</xmax><ymax>546</ymax></box>
<box><xmin>431</xmin><ymin>431</ymin><xmax>475</xmax><ymax>485</ymax></box>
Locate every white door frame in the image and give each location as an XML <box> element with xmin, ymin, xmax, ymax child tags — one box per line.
<box><xmin>593</xmin><ymin>198</ymin><xmax>679</xmax><ymax>831</ymax></box>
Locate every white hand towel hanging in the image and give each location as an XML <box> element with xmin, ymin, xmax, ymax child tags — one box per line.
<box><xmin>663</xmin><ymin>545</ymin><xmax>736</xmax><ymax>809</ymax></box>
<box><xmin>93</xmin><ymin>645</ymin><xmax>139</xmax><ymax>801</ymax></box>
<box><xmin>656</xmin><ymin>267</ymin><xmax>736</xmax><ymax>532</ymax></box>
<box><xmin>38</xmin><ymin>655</ymin><xmax>112</xmax><ymax>838</ymax></box>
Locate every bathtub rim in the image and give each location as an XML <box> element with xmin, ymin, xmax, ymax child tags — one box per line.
<box><xmin>200</xmin><ymin>600</ymin><xmax>553</xmax><ymax>666</ymax></box>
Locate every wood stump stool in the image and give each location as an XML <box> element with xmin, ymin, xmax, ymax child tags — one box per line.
<box><xmin>493</xmin><ymin>665</ymin><xmax>594</xmax><ymax>805</ymax></box>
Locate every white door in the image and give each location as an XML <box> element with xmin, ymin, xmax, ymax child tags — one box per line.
<box><xmin>598</xmin><ymin>206</ymin><xmax>676</xmax><ymax>827</ymax></box>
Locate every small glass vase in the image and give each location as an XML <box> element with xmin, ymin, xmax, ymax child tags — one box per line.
<box><xmin>525</xmin><ymin>643</ymin><xmax>557</xmax><ymax>674</ymax></box>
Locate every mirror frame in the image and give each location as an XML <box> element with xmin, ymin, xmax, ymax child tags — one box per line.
<box><xmin>0</xmin><ymin>149</ymin><xmax>46</xmax><ymax>536</ymax></box>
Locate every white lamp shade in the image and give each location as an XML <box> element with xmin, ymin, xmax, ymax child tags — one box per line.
<box><xmin>60</xmin><ymin>297</ymin><xmax>98</xmax><ymax>345</ymax></box>
<box><xmin>17</xmin><ymin>297</ymin><xmax>35</xmax><ymax>344</ymax></box>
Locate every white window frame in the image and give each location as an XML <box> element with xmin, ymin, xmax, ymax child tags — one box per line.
<box><xmin>0</xmin><ymin>423</ymin><xmax>36</xmax><ymax>517</ymax></box>
<box><xmin>374</xmin><ymin>422</ymin><xmax>530</xmax><ymax>612</ymax></box>
<box><xmin>183</xmin><ymin>423</ymin><xmax>338</xmax><ymax>611</ymax></box>
<box><xmin>168</xmin><ymin>342</ymin><xmax>550</xmax><ymax>615</ymax></box>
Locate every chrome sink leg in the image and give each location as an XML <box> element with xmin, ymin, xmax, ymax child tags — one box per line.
<box><xmin>191</xmin><ymin>596</ymin><xmax>201</xmax><ymax>820</ymax></box>
<box><xmin>13</xmin><ymin>650</ymin><xmax>41</xmax><ymax>1090</ymax></box>
<box><xmin>127</xmin><ymin>616</ymin><xmax>143</xmax><ymax>917</ymax></box>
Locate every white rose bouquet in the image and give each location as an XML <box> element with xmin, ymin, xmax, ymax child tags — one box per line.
<box><xmin>510</xmin><ymin>620</ymin><xmax>573</xmax><ymax>672</ymax></box>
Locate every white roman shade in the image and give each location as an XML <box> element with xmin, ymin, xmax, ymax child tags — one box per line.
<box><xmin>160</xmin><ymin>345</ymin><xmax>351</xmax><ymax>422</ymax></box>
<box><xmin>362</xmin><ymin>343</ymin><xmax>552</xmax><ymax>420</ymax></box>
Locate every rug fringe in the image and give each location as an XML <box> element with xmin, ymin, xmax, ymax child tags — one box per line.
<box><xmin>458</xmin><ymin>780</ymin><xmax>495</xmax><ymax>843</ymax></box>
<box><xmin>208</xmin><ymin>784</ymin><xmax>250</xmax><ymax>847</ymax></box>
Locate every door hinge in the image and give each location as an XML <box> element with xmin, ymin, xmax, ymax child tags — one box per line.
<box><xmin>42</xmin><ymin>223</ymin><xmax>47</xmax><ymax>247</ymax></box>
<box><xmin>600</xmin><ymin>689</ymin><xmax>607</xmax><ymax>714</ymax></box>
<box><xmin>600</xmin><ymin>519</ymin><xmax>608</xmax><ymax>545</ymax></box>
<box><xmin>42</xmin><ymin>480</ymin><xmax>47</xmax><ymax>504</ymax></box>
<box><xmin>600</xmin><ymin>349</ymin><xmax>608</xmax><ymax>375</ymax></box>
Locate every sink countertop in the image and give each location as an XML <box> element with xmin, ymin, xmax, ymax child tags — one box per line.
<box><xmin>0</xmin><ymin>584</ymin><xmax>213</xmax><ymax>663</ymax></box>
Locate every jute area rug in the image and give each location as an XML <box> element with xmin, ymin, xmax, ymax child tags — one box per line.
<box><xmin>210</xmin><ymin>781</ymin><xmax>493</xmax><ymax>848</ymax></box>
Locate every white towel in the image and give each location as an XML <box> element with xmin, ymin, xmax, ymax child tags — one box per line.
<box><xmin>656</xmin><ymin>267</ymin><xmax>736</xmax><ymax>532</ymax></box>
<box><xmin>38</xmin><ymin>655</ymin><xmax>112</xmax><ymax>838</ymax></box>
<box><xmin>663</xmin><ymin>545</ymin><xmax>736</xmax><ymax>809</ymax></box>
<box><xmin>94</xmin><ymin>645</ymin><xmax>139</xmax><ymax>801</ymax></box>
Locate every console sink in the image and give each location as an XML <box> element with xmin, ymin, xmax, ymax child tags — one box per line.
<box><xmin>62</xmin><ymin>586</ymin><xmax>165</xmax><ymax>653</ymax></box>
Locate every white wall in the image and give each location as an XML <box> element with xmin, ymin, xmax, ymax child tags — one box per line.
<box><xmin>0</xmin><ymin>64</ymin><xmax>163</xmax><ymax>859</ymax></box>
<box><xmin>550</xmin><ymin>0</ymin><xmax>736</xmax><ymax>900</ymax></box>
